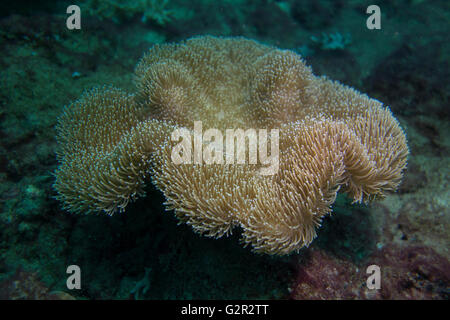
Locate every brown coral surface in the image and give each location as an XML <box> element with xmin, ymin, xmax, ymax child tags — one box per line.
<box><xmin>54</xmin><ymin>36</ymin><xmax>408</xmax><ymax>255</ymax></box>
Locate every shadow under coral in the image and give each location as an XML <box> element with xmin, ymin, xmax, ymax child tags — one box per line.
<box><xmin>314</xmin><ymin>195</ymin><xmax>377</xmax><ymax>264</ymax></box>
<box><xmin>65</xmin><ymin>184</ymin><xmax>294</xmax><ymax>299</ymax></box>
<box><xmin>64</xmin><ymin>188</ymin><xmax>378</xmax><ymax>299</ymax></box>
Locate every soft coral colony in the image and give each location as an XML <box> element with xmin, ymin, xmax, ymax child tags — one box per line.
<box><xmin>53</xmin><ymin>36</ymin><xmax>409</xmax><ymax>255</ymax></box>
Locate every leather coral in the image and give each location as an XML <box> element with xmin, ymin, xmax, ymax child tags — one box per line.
<box><xmin>54</xmin><ymin>36</ymin><xmax>409</xmax><ymax>255</ymax></box>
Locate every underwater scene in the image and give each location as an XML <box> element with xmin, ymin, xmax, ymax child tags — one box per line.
<box><xmin>0</xmin><ymin>0</ymin><xmax>448</xmax><ymax>301</ymax></box>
